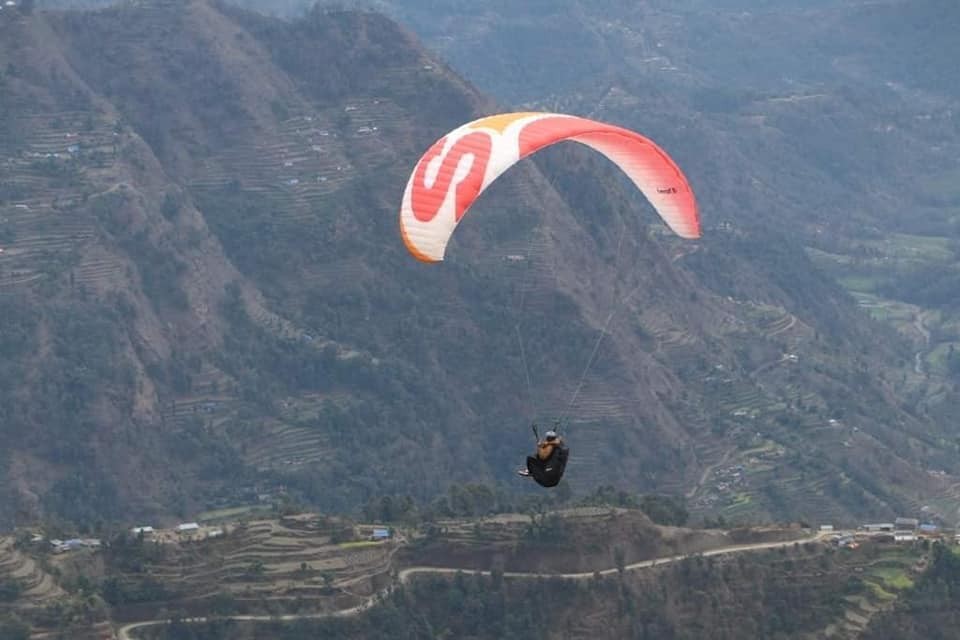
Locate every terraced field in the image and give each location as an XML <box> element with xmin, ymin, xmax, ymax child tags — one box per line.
<box><xmin>0</xmin><ymin>536</ymin><xmax>65</xmax><ymax>606</ymax></box>
<box><xmin>0</xmin><ymin>518</ymin><xmax>386</xmax><ymax>637</ymax></box>
<box><xmin>237</xmin><ymin>421</ymin><xmax>331</xmax><ymax>471</ymax></box>
<box><xmin>3</xmin><ymin>508</ymin><xmax>947</xmax><ymax>640</ymax></box>
<box><xmin>187</xmin><ymin>97</ymin><xmax>408</xmax><ymax>221</ymax></box>
<box><xmin>0</xmin><ymin>110</ymin><xmax>122</xmax><ymax>290</ymax></box>
<box><xmin>823</xmin><ymin>548</ymin><xmax>925</xmax><ymax>638</ymax></box>
<box><xmin>113</xmin><ymin>518</ymin><xmax>395</xmax><ymax>606</ymax></box>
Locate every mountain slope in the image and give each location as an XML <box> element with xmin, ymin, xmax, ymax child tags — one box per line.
<box><xmin>0</xmin><ymin>0</ymin><xmax>954</xmax><ymax>529</ymax></box>
<box><xmin>323</xmin><ymin>0</ymin><xmax>960</xmax><ymax>520</ymax></box>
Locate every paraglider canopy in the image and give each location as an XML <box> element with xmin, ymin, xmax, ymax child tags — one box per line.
<box><xmin>399</xmin><ymin>111</ymin><xmax>701</xmax><ymax>262</ymax></box>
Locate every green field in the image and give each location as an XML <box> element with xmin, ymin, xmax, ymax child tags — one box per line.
<box><xmin>891</xmin><ymin>233</ymin><xmax>952</xmax><ymax>260</ymax></box>
<box><xmin>925</xmin><ymin>342</ymin><xmax>960</xmax><ymax>373</ymax></box>
<box><xmin>805</xmin><ymin>247</ymin><xmax>853</xmax><ymax>267</ymax></box>
<box><xmin>864</xmin><ymin>579</ymin><xmax>896</xmax><ymax>601</ymax></box>
<box><xmin>868</xmin><ymin>562</ymin><xmax>915</xmax><ymax>592</ymax></box>
<box><xmin>849</xmin><ymin>292</ymin><xmax>917</xmax><ymax>321</ymax></box>
<box><xmin>837</xmin><ymin>275</ymin><xmax>882</xmax><ymax>293</ymax></box>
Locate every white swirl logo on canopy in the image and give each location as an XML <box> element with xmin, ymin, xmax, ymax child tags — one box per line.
<box><xmin>400</xmin><ymin>112</ymin><xmax>701</xmax><ymax>262</ymax></box>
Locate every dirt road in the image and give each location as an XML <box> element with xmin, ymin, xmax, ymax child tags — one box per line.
<box><xmin>116</xmin><ymin>531</ymin><xmax>830</xmax><ymax>639</ymax></box>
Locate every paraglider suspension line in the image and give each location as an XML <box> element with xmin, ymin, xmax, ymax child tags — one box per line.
<box><xmin>516</xmin><ymin>324</ymin><xmax>539</xmax><ymax>420</ymax></box>
<box><xmin>562</xmin><ymin>308</ymin><xmax>616</xmax><ymax>421</ymax></box>
<box><xmin>512</xmin><ymin>226</ymin><xmax>543</xmax><ymax>422</ymax></box>
<box><xmin>562</xmin><ymin>284</ymin><xmax>641</xmax><ymax>424</ymax></box>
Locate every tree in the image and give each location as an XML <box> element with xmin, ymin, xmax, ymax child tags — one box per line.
<box><xmin>160</xmin><ymin>193</ymin><xmax>180</xmax><ymax>220</ymax></box>
<box><xmin>0</xmin><ymin>578</ymin><xmax>23</xmax><ymax>602</ymax></box>
<box><xmin>244</xmin><ymin>560</ymin><xmax>265</xmax><ymax>579</ymax></box>
<box><xmin>639</xmin><ymin>495</ymin><xmax>689</xmax><ymax>526</ymax></box>
<box><xmin>0</xmin><ymin>615</ymin><xmax>29</xmax><ymax>640</ymax></box>
<box><xmin>321</xmin><ymin>571</ymin><xmax>335</xmax><ymax>591</ymax></box>
<box><xmin>614</xmin><ymin>546</ymin><xmax>626</xmax><ymax>576</ymax></box>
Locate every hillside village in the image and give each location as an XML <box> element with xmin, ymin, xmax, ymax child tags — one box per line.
<box><xmin>1</xmin><ymin>507</ymin><xmax>959</xmax><ymax>639</ymax></box>
<box><xmin>20</xmin><ymin>508</ymin><xmax>956</xmax><ymax>561</ymax></box>
<box><xmin>22</xmin><ymin>513</ymin><xmax>394</xmax><ymax>554</ymax></box>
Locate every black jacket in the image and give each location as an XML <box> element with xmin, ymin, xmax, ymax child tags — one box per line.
<box><xmin>526</xmin><ymin>445</ymin><xmax>569</xmax><ymax>487</ymax></box>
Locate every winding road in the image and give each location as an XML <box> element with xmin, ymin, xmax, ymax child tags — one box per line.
<box><xmin>116</xmin><ymin>531</ymin><xmax>833</xmax><ymax>639</ymax></box>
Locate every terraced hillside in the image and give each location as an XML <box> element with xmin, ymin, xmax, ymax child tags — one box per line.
<box><xmin>4</xmin><ymin>506</ymin><xmax>954</xmax><ymax>639</ymax></box>
<box><xmin>314</xmin><ymin>0</ymin><xmax>960</xmax><ymax>519</ymax></box>
<box><xmin>380</xmin><ymin>521</ymin><xmax>932</xmax><ymax>640</ymax></box>
<box><xmin>89</xmin><ymin>510</ymin><xmax>941</xmax><ymax>640</ymax></box>
<box><xmin>0</xmin><ymin>536</ymin><xmax>65</xmax><ymax>606</ymax></box>
<box><xmin>0</xmin><ymin>0</ymin><xmax>956</xmax><ymax>531</ymax></box>
<box><xmin>101</xmin><ymin>516</ymin><xmax>396</xmax><ymax>622</ymax></box>
<box><xmin>400</xmin><ymin>506</ymin><xmax>806</xmax><ymax>574</ymax></box>
<box><xmin>0</xmin><ymin>535</ymin><xmax>117</xmax><ymax>640</ymax></box>
<box><xmin>0</xmin><ymin>515</ymin><xmax>401</xmax><ymax>636</ymax></box>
